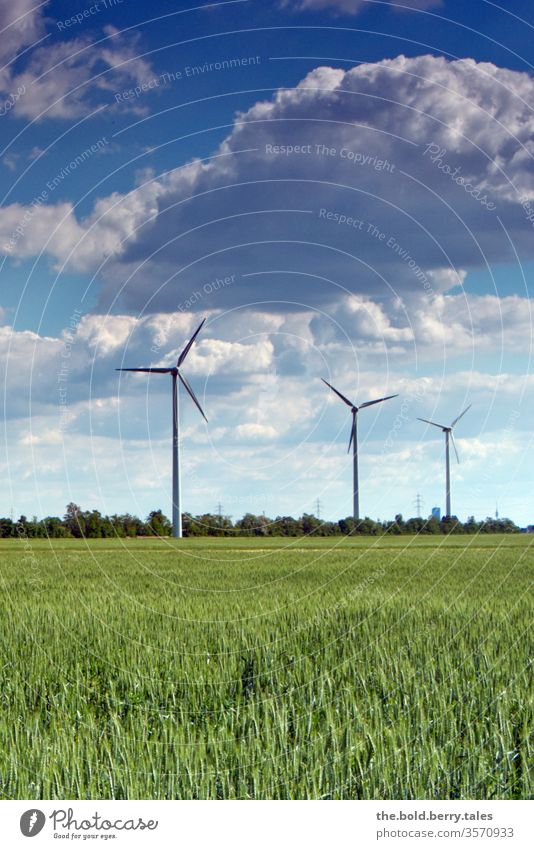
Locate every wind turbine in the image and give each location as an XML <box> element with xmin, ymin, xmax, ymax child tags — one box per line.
<box><xmin>322</xmin><ymin>379</ymin><xmax>398</xmax><ymax>521</ymax></box>
<box><xmin>417</xmin><ymin>405</ymin><xmax>471</xmax><ymax>517</ymax></box>
<box><xmin>117</xmin><ymin>319</ymin><xmax>208</xmax><ymax>538</ymax></box>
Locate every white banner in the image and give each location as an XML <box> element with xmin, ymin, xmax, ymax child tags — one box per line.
<box><xmin>2</xmin><ymin>800</ymin><xmax>532</xmax><ymax>848</ymax></box>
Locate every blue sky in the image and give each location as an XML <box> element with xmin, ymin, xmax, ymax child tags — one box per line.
<box><xmin>1</xmin><ymin>0</ymin><xmax>534</xmax><ymax>524</ymax></box>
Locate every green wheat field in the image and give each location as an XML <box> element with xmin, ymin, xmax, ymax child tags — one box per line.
<box><xmin>0</xmin><ymin>535</ymin><xmax>532</xmax><ymax>799</ymax></box>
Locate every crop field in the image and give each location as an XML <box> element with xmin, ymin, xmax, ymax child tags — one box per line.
<box><xmin>0</xmin><ymin>535</ymin><xmax>532</xmax><ymax>799</ymax></box>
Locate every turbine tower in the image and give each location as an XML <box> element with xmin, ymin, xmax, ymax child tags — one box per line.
<box><xmin>117</xmin><ymin>319</ymin><xmax>207</xmax><ymax>538</ymax></box>
<box><xmin>322</xmin><ymin>379</ymin><xmax>398</xmax><ymax>521</ymax></box>
<box><xmin>417</xmin><ymin>405</ymin><xmax>471</xmax><ymax>517</ymax></box>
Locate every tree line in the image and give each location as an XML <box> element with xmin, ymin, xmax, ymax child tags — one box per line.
<box><xmin>0</xmin><ymin>503</ymin><xmax>520</xmax><ymax>538</ymax></box>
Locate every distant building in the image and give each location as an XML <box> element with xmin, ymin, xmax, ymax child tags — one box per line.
<box><xmin>431</xmin><ymin>507</ymin><xmax>441</xmax><ymax>521</ymax></box>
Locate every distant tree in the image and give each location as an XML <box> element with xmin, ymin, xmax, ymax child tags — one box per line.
<box><xmin>315</xmin><ymin>520</ymin><xmax>339</xmax><ymax>536</ymax></box>
<box><xmin>405</xmin><ymin>517</ymin><xmax>425</xmax><ymax>534</ymax></box>
<box><xmin>192</xmin><ymin>513</ymin><xmax>233</xmax><ymax>536</ymax></box>
<box><xmin>300</xmin><ymin>513</ymin><xmax>321</xmax><ymax>535</ymax></box>
<box><xmin>424</xmin><ymin>516</ymin><xmax>441</xmax><ymax>534</ymax></box>
<box><xmin>379</xmin><ymin>514</ymin><xmax>402</xmax><ymax>535</ymax></box>
<box><xmin>359</xmin><ymin>517</ymin><xmax>380</xmax><ymax>535</ymax></box>
<box><xmin>111</xmin><ymin>513</ymin><xmax>143</xmax><ymax>537</ymax></box>
<box><xmin>235</xmin><ymin>513</ymin><xmax>271</xmax><ymax>536</ymax></box>
<box><xmin>215</xmin><ymin>512</ymin><xmax>233</xmax><ymax>536</ymax></box>
<box><xmin>64</xmin><ymin>503</ymin><xmax>85</xmax><ymax>538</ymax></box>
<box><xmin>99</xmin><ymin>516</ymin><xmax>116</xmax><ymax>538</ymax></box>
<box><xmin>499</xmin><ymin>518</ymin><xmax>519</xmax><ymax>533</ymax></box>
<box><xmin>480</xmin><ymin>516</ymin><xmax>519</xmax><ymax>534</ymax></box>
<box><xmin>272</xmin><ymin>516</ymin><xmax>301</xmax><ymax>536</ymax></box>
<box><xmin>146</xmin><ymin>509</ymin><xmax>172</xmax><ymax>536</ymax></box>
<box><xmin>464</xmin><ymin>515</ymin><xmax>479</xmax><ymax>534</ymax></box>
<box><xmin>84</xmin><ymin>510</ymin><xmax>103</xmax><ymax>538</ymax></box>
<box><xmin>181</xmin><ymin>513</ymin><xmax>197</xmax><ymax>536</ymax></box>
<box><xmin>235</xmin><ymin>513</ymin><xmax>256</xmax><ymax>536</ymax></box>
<box><xmin>255</xmin><ymin>515</ymin><xmax>272</xmax><ymax>536</ymax></box>
<box><xmin>27</xmin><ymin>516</ymin><xmax>44</xmax><ymax>537</ymax></box>
<box><xmin>0</xmin><ymin>518</ymin><xmax>15</xmax><ymax>538</ymax></box>
<box><xmin>108</xmin><ymin>515</ymin><xmax>125</xmax><ymax>538</ymax></box>
<box><xmin>440</xmin><ymin>515</ymin><xmax>461</xmax><ymax>534</ymax></box>
<box><xmin>0</xmin><ymin>504</ymin><xmax>521</xmax><ymax>539</ymax></box>
<box><xmin>41</xmin><ymin>517</ymin><xmax>70</xmax><ymax>538</ymax></box>
<box><xmin>339</xmin><ymin>517</ymin><xmax>356</xmax><ymax>535</ymax></box>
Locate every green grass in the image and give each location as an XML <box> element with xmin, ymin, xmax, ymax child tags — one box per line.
<box><xmin>0</xmin><ymin>535</ymin><xmax>532</xmax><ymax>799</ymax></box>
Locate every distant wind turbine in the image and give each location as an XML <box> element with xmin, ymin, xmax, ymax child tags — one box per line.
<box><xmin>322</xmin><ymin>379</ymin><xmax>398</xmax><ymax>521</ymax></box>
<box><xmin>117</xmin><ymin>319</ymin><xmax>207</xmax><ymax>538</ymax></box>
<box><xmin>418</xmin><ymin>405</ymin><xmax>471</xmax><ymax>517</ymax></box>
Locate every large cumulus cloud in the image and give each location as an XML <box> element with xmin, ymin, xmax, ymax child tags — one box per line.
<box><xmin>2</xmin><ymin>54</ymin><xmax>534</xmax><ymax>320</ymax></box>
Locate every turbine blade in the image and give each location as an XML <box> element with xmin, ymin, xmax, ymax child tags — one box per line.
<box><xmin>450</xmin><ymin>432</ymin><xmax>460</xmax><ymax>464</ymax></box>
<box><xmin>451</xmin><ymin>404</ymin><xmax>471</xmax><ymax>428</ymax></box>
<box><xmin>359</xmin><ymin>394</ymin><xmax>398</xmax><ymax>409</ymax></box>
<box><xmin>417</xmin><ymin>417</ymin><xmax>446</xmax><ymax>429</ymax></box>
<box><xmin>178</xmin><ymin>371</ymin><xmax>208</xmax><ymax>423</ymax></box>
<box><xmin>177</xmin><ymin>318</ymin><xmax>206</xmax><ymax>367</ymax></box>
<box><xmin>116</xmin><ymin>367</ymin><xmax>172</xmax><ymax>373</ymax></box>
<box><xmin>347</xmin><ymin>418</ymin><xmax>355</xmax><ymax>453</ymax></box>
<box><xmin>321</xmin><ymin>378</ymin><xmax>354</xmax><ymax>409</ymax></box>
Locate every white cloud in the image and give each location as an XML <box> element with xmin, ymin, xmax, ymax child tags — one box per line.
<box><xmin>5</xmin><ymin>404</ymin><xmax>531</xmax><ymax>522</ymax></box>
<box><xmin>2</xmin><ymin>153</ymin><xmax>20</xmax><ymax>172</ymax></box>
<box><xmin>19</xmin><ymin>427</ymin><xmax>63</xmax><ymax>447</ymax></box>
<box><xmin>2</xmin><ymin>307</ymin><xmax>533</xmax><ymax>522</ymax></box>
<box><xmin>0</xmin><ymin>178</ymin><xmax>163</xmax><ymax>271</ymax></box>
<box><xmin>1</xmin><ymin>303</ymin><xmax>532</xmax><ymax>421</ymax></box>
<box><xmin>0</xmin><ymin>0</ymin><xmax>45</xmax><ymax>67</ymax></box>
<box><xmin>185</xmin><ymin>337</ymin><xmax>275</xmax><ymax>376</ymax></box>
<box><xmin>0</xmin><ymin>2</ymin><xmax>154</xmax><ymax>122</ymax></box>
<box><xmin>8</xmin><ymin>29</ymin><xmax>153</xmax><ymax>120</ymax></box>
<box><xmin>75</xmin><ymin>314</ymin><xmax>139</xmax><ymax>357</ymax></box>
<box><xmin>411</xmin><ymin>293</ymin><xmax>534</xmax><ymax>353</ymax></box>
<box><xmin>234</xmin><ymin>423</ymin><xmax>279</xmax><ymax>440</ymax></box>
<box><xmin>2</xmin><ymin>54</ymin><xmax>534</xmax><ymax>324</ymax></box>
<box><xmin>341</xmin><ymin>294</ymin><xmax>415</xmax><ymax>342</ymax></box>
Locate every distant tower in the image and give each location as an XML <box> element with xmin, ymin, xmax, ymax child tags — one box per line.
<box><xmin>414</xmin><ymin>493</ymin><xmax>423</xmax><ymax>518</ymax></box>
<box><xmin>495</xmin><ymin>502</ymin><xmax>499</xmax><ymax>520</ymax></box>
<box><xmin>431</xmin><ymin>507</ymin><xmax>441</xmax><ymax>521</ymax></box>
<box><xmin>315</xmin><ymin>498</ymin><xmax>322</xmax><ymax>520</ymax></box>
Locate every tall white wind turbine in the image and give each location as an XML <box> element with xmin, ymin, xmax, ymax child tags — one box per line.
<box><xmin>322</xmin><ymin>379</ymin><xmax>398</xmax><ymax>521</ymax></box>
<box><xmin>418</xmin><ymin>405</ymin><xmax>471</xmax><ymax>517</ymax></box>
<box><xmin>117</xmin><ymin>319</ymin><xmax>207</xmax><ymax>538</ymax></box>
